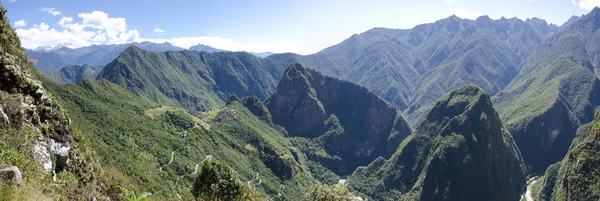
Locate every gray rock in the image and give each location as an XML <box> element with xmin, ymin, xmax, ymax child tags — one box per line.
<box><xmin>0</xmin><ymin>107</ymin><xmax>8</xmax><ymax>126</ymax></box>
<box><xmin>0</xmin><ymin>166</ymin><xmax>23</xmax><ymax>185</ymax></box>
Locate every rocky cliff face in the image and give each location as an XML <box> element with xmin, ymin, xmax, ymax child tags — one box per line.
<box><xmin>349</xmin><ymin>85</ymin><xmax>525</xmax><ymax>201</ymax></box>
<box><xmin>536</xmin><ymin>110</ymin><xmax>600</xmax><ymax>201</ymax></box>
<box><xmin>0</xmin><ymin>5</ymin><xmax>72</xmax><ymax>175</ymax></box>
<box><xmin>0</xmin><ymin>5</ymin><xmax>107</xmax><ymax>199</ymax></box>
<box><xmin>265</xmin><ymin>63</ymin><xmax>412</xmax><ymax>175</ymax></box>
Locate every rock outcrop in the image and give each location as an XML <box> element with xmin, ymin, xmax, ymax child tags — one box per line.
<box><xmin>266</xmin><ymin>63</ymin><xmax>413</xmax><ymax>175</ymax></box>
<box><xmin>349</xmin><ymin>85</ymin><xmax>526</xmax><ymax>201</ymax></box>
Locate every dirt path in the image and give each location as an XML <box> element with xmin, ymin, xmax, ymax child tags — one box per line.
<box><xmin>159</xmin><ymin>151</ymin><xmax>175</xmax><ymax>171</ymax></box>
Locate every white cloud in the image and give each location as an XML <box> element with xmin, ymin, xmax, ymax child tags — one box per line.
<box><xmin>444</xmin><ymin>0</ymin><xmax>454</xmax><ymax>3</ymax></box>
<box><xmin>579</xmin><ymin>0</ymin><xmax>600</xmax><ymax>9</ymax></box>
<box><xmin>450</xmin><ymin>9</ymin><xmax>480</xmax><ymax>20</ymax></box>
<box><xmin>572</xmin><ymin>0</ymin><xmax>577</xmax><ymax>4</ymax></box>
<box><xmin>41</xmin><ymin>7</ymin><xmax>62</xmax><ymax>16</ymax></box>
<box><xmin>14</xmin><ymin>19</ymin><xmax>26</xmax><ymax>28</ymax></box>
<box><xmin>153</xmin><ymin>28</ymin><xmax>164</xmax><ymax>33</ymax></box>
<box><xmin>58</xmin><ymin>17</ymin><xmax>73</xmax><ymax>26</ymax></box>
<box><xmin>16</xmin><ymin>10</ymin><xmax>276</xmax><ymax>53</ymax></box>
<box><xmin>16</xmin><ymin>11</ymin><xmax>140</xmax><ymax>49</ymax></box>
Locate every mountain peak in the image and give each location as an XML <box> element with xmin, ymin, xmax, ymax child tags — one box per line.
<box><xmin>424</xmin><ymin>84</ymin><xmax>489</xmax><ymax>124</ymax></box>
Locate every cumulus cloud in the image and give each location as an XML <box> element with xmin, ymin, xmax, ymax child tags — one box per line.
<box><xmin>41</xmin><ymin>7</ymin><xmax>62</xmax><ymax>16</ymax></box>
<box><xmin>153</xmin><ymin>28</ymin><xmax>164</xmax><ymax>33</ymax></box>
<box><xmin>578</xmin><ymin>0</ymin><xmax>600</xmax><ymax>9</ymax></box>
<box><xmin>16</xmin><ymin>11</ymin><xmax>140</xmax><ymax>49</ymax></box>
<box><xmin>450</xmin><ymin>9</ymin><xmax>480</xmax><ymax>20</ymax></box>
<box><xmin>15</xmin><ymin>10</ymin><xmax>273</xmax><ymax>53</ymax></box>
<box><xmin>444</xmin><ymin>0</ymin><xmax>454</xmax><ymax>3</ymax></box>
<box><xmin>14</xmin><ymin>19</ymin><xmax>26</xmax><ymax>28</ymax></box>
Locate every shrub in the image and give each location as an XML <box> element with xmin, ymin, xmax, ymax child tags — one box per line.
<box><xmin>192</xmin><ymin>160</ymin><xmax>243</xmax><ymax>201</ymax></box>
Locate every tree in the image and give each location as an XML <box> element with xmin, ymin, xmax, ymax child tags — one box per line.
<box><xmin>192</xmin><ymin>160</ymin><xmax>243</xmax><ymax>201</ymax></box>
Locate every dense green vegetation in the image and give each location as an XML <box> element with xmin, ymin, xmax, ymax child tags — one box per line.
<box><xmin>261</xmin><ymin>16</ymin><xmax>557</xmax><ymax>124</ymax></box>
<box><xmin>97</xmin><ymin>46</ymin><xmax>282</xmax><ymax>111</ymax></box>
<box><xmin>38</xmin><ymin>64</ymin><xmax>103</xmax><ymax>83</ymax></box>
<box><xmin>349</xmin><ymin>85</ymin><xmax>525</xmax><ymax>201</ymax></box>
<box><xmin>493</xmin><ymin>7</ymin><xmax>600</xmax><ymax>174</ymax></box>
<box><xmin>266</xmin><ymin>63</ymin><xmax>413</xmax><ymax>175</ymax></box>
<box><xmin>535</xmin><ymin>109</ymin><xmax>600</xmax><ymax>200</ymax></box>
<box><xmin>45</xmin><ymin>78</ymin><xmax>320</xmax><ymax>199</ymax></box>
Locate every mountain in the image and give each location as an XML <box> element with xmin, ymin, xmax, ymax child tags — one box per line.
<box><xmin>252</xmin><ymin>51</ymin><xmax>274</xmax><ymax>58</ymax></box>
<box><xmin>534</xmin><ymin>109</ymin><xmax>600</xmax><ymax>201</ymax></box>
<box><xmin>97</xmin><ymin>46</ymin><xmax>281</xmax><ymax>111</ymax></box>
<box><xmin>492</xmin><ymin>7</ymin><xmax>600</xmax><ymax>174</ymax></box>
<box><xmin>265</xmin><ymin>63</ymin><xmax>413</xmax><ymax>175</ymax></box>
<box><xmin>263</xmin><ymin>15</ymin><xmax>557</xmax><ymax>124</ymax></box>
<box><xmin>348</xmin><ymin>85</ymin><xmax>525</xmax><ymax>201</ymax></box>
<box><xmin>189</xmin><ymin>43</ymin><xmax>225</xmax><ymax>52</ymax></box>
<box><xmin>45</xmin><ymin>78</ymin><xmax>320</xmax><ymax>199</ymax></box>
<box><xmin>38</xmin><ymin>64</ymin><xmax>102</xmax><ymax>83</ymax></box>
<box><xmin>0</xmin><ymin>4</ymin><xmax>111</xmax><ymax>199</ymax></box>
<box><xmin>27</xmin><ymin>41</ymin><xmax>185</xmax><ymax>68</ymax></box>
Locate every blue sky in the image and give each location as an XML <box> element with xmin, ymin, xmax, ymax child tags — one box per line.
<box><xmin>3</xmin><ymin>0</ymin><xmax>598</xmax><ymax>54</ymax></box>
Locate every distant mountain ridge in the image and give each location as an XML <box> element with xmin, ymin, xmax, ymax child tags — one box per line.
<box><xmin>38</xmin><ymin>64</ymin><xmax>102</xmax><ymax>84</ymax></box>
<box><xmin>265</xmin><ymin>15</ymin><xmax>559</xmax><ymax>124</ymax></box>
<box><xmin>27</xmin><ymin>42</ymin><xmax>274</xmax><ymax>69</ymax></box>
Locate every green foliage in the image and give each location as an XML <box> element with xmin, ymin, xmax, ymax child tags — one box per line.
<box><xmin>97</xmin><ymin>46</ymin><xmax>280</xmax><ymax>111</ymax></box>
<box><xmin>349</xmin><ymin>85</ymin><xmax>526</xmax><ymax>201</ymax></box>
<box><xmin>192</xmin><ymin>160</ymin><xmax>243</xmax><ymax>201</ymax></box>
<box><xmin>120</xmin><ymin>187</ymin><xmax>152</xmax><ymax>201</ymax></box>
<box><xmin>493</xmin><ymin>8</ymin><xmax>600</xmax><ymax>174</ymax></box>
<box><xmin>44</xmin><ymin>79</ymin><xmax>318</xmax><ymax>199</ymax></box>
<box><xmin>266</xmin><ymin>64</ymin><xmax>413</xmax><ymax>175</ymax></box>
<box><xmin>38</xmin><ymin>64</ymin><xmax>103</xmax><ymax>84</ymax></box>
<box><xmin>306</xmin><ymin>184</ymin><xmax>356</xmax><ymax>201</ymax></box>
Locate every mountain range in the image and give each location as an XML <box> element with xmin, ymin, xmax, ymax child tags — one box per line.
<box><xmin>28</xmin><ymin>42</ymin><xmax>274</xmax><ymax>69</ymax></box>
<box><xmin>4</xmin><ymin>1</ymin><xmax>600</xmax><ymax>200</ymax></box>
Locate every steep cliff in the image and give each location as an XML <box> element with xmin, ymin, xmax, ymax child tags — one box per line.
<box><xmin>349</xmin><ymin>85</ymin><xmax>525</xmax><ymax>201</ymax></box>
<box><xmin>266</xmin><ymin>63</ymin><xmax>412</xmax><ymax>175</ymax></box>
<box><xmin>536</xmin><ymin>110</ymin><xmax>600</xmax><ymax>201</ymax></box>
<box><xmin>0</xmin><ymin>4</ymin><xmax>108</xmax><ymax>200</ymax></box>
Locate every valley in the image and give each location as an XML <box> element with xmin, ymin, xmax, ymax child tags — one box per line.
<box><xmin>2</xmin><ymin>1</ymin><xmax>600</xmax><ymax>201</ymax></box>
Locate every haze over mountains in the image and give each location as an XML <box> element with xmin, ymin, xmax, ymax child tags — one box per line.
<box><xmin>27</xmin><ymin>42</ymin><xmax>274</xmax><ymax>69</ymax></box>
<box><xmin>4</xmin><ymin>1</ymin><xmax>600</xmax><ymax>200</ymax></box>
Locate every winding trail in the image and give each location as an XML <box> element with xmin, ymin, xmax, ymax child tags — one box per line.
<box><xmin>159</xmin><ymin>151</ymin><xmax>175</xmax><ymax>171</ymax></box>
<box><xmin>192</xmin><ymin>155</ymin><xmax>212</xmax><ymax>175</ymax></box>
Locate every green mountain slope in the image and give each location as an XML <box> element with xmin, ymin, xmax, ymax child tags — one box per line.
<box><xmin>263</xmin><ymin>16</ymin><xmax>557</xmax><ymax>124</ymax></box>
<box><xmin>493</xmin><ymin>7</ymin><xmax>600</xmax><ymax>174</ymax></box>
<box><xmin>535</xmin><ymin>109</ymin><xmax>600</xmax><ymax>201</ymax></box>
<box><xmin>349</xmin><ymin>85</ymin><xmax>525</xmax><ymax>201</ymax></box>
<box><xmin>38</xmin><ymin>64</ymin><xmax>103</xmax><ymax>84</ymax></box>
<box><xmin>97</xmin><ymin>46</ymin><xmax>280</xmax><ymax>111</ymax></box>
<box><xmin>0</xmin><ymin>4</ymin><xmax>111</xmax><ymax>199</ymax></box>
<box><xmin>45</xmin><ymin>79</ymin><xmax>319</xmax><ymax>199</ymax></box>
<box><xmin>266</xmin><ymin>63</ymin><xmax>413</xmax><ymax>175</ymax></box>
